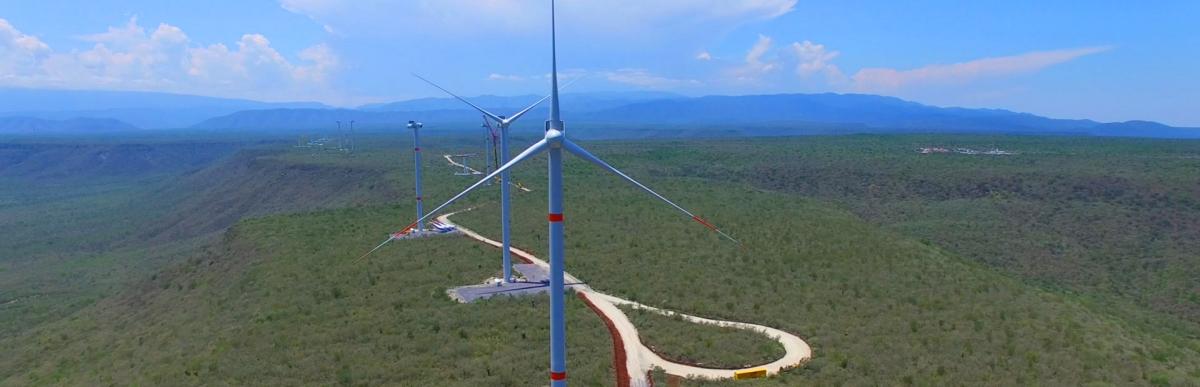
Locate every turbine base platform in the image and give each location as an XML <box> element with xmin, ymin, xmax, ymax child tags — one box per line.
<box><xmin>448</xmin><ymin>263</ymin><xmax>574</xmax><ymax>303</ymax></box>
<box><xmin>448</xmin><ymin>279</ymin><xmax>553</xmax><ymax>303</ymax></box>
<box><xmin>392</xmin><ymin>221</ymin><xmax>459</xmax><ymax>240</ymax></box>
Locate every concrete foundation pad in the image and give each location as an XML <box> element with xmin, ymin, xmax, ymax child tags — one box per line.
<box><xmin>449</xmin><ymin>281</ymin><xmax>552</xmax><ymax>303</ymax></box>
<box><xmin>392</xmin><ymin>228</ymin><xmax>459</xmax><ymax>240</ymax></box>
<box><xmin>448</xmin><ymin>261</ymin><xmax>565</xmax><ymax>303</ymax></box>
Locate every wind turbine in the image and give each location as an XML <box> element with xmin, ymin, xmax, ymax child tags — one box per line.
<box><xmin>363</xmin><ymin>2</ymin><xmax>738</xmax><ymax>384</ymax></box>
<box><xmin>407</xmin><ymin>120</ymin><xmax>426</xmax><ymax>233</ymax></box>
<box><xmin>349</xmin><ymin>120</ymin><xmax>356</xmax><ymax>153</ymax></box>
<box><xmin>336</xmin><ymin>120</ymin><xmax>343</xmax><ymax>150</ymax></box>
<box><xmin>412</xmin><ymin>76</ymin><xmax>551</xmax><ymax>284</ymax></box>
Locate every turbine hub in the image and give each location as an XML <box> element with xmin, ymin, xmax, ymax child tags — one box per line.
<box><xmin>545</xmin><ymin>128</ymin><xmax>564</xmax><ymax>145</ymax></box>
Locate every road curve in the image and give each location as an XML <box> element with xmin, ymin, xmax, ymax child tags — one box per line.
<box><xmin>442</xmin><ymin>154</ymin><xmax>533</xmax><ymax>192</ymax></box>
<box><xmin>437</xmin><ymin>211</ymin><xmax>811</xmax><ymax>385</ymax></box>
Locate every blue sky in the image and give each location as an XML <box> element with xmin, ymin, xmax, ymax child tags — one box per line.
<box><xmin>1</xmin><ymin>1</ymin><xmax>1197</xmax><ymax>125</ymax></box>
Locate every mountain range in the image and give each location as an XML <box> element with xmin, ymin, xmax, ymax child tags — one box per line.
<box><xmin>0</xmin><ymin>88</ymin><xmax>327</xmax><ymax>130</ymax></box>
<box><xmin>1</xmin><ymin>88</ymin><xmax>1197</xmax><ymax>139</ymax></box>
<box><xmin>0</xmin><ymin>116</ymin><xmax>140</xmax><ymax>133</ymax></box>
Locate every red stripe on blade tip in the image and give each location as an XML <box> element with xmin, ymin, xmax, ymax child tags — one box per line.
<box><xmin>550</xmin><ymin>372</ymin><xmax>567</xmax><ymax>380</ymax></box>
<box><xmin>548</xmin><ymin>213</ymin><xmax>564</xmax><ymax>222</ymax></box>
<box><xmin>692</xmin><ymin>215</ymin><xmax>718</xmax><ymax>230</ymax></box>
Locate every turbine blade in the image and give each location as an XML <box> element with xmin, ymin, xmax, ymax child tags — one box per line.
<box><xmin>359</xmin><ymin>139</ymin><xmax>550</xmax><ymax>263</ymax></box>
<box><xmin>355</xmin><ymin>237</ymin><xmax>395</xmax><ymax>263</ymax></box>
<box><xmin>504</xmin><ymin>76</ymin><xmax>582</xmax><ymax>125</ymax></box>
<box><xmin>562</xmin><ymin>140</ymin><xmax>740</xmax><ymax>244</ymax></box>
<box><xmin>413</xmin><ymin>73</ymin><xmax>505</xmax><ymax>123</ymax></box>
<box><xmin>419</xmin><ymin>139</ymin><xmax>547</xmax><ymax>225</ymax></box>
<box><xmin>548</xmin><ymin>0</ymin><xmax>561</xmax><ymax>124</ymax></box>
<box><xmin>504</xmin><ymin>94</ymin><xmax>550</xmax><ymax>125</ymax></box>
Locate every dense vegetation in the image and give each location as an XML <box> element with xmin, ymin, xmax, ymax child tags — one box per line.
<box><xmin>1</xmin><ymin>205</ymin><xmax>619</xmax><ymax>386</ymax></box>
<box><xmin>0</xmin><ymin>142</ymin><xmax>240</xmax><ymax>338</ymax></box>
<box><xmin>618</xmin><ymin>305</ymin><xmax>786</xmax><ymax>369</ymax></box>
<box><xmin>2</xmin><ymin>133</ymin><xmax>1198</xmax><ymax>386</ymax></box>
<box><xmin>0</xmin><ymin>138</ymin><xmax>418</xmax><ymax>340</ymax></box>
<box><xmin>603</xmin><ymin>135</ymin><xmax>1200</xmax><ymax>329</ymax></box>
<box><xmin>453</xmin><ymin>150</ymin><xmax>1199</xmax><ymax>385</ymax></box>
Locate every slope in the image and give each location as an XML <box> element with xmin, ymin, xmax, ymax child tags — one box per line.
<box><xmin>0</xmin><ymin>139</ymin><xmax>404</xmax><ymax>341</ymax></box>
<box><xmin>452</xmin><ymin>153</ymin><xmax>1199</xmax><ymax>385</ymax></box>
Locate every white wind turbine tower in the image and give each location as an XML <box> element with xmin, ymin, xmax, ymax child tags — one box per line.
<box><xmin>410</xmin><ymin>77</ymin><xmax>550</xmax><ymax>283</ymax></box>
<box><xmin>362</xmin><ymin>1</ymin><xmax>738</xmax><ymax>384</ymax></box>
<box><xmin>407</xmin><ymin>120</ymin><xmax>426</xmax><ymax>233</ymax></box>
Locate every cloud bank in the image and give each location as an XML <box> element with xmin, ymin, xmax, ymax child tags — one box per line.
<box><xmin>852</xmin><ymin>46</ymin><xmax>1112</xmax><ymax>91</ymax></box>
<box><xmin>0</xmin><ymin>17</ymin><xmax>338</xmax><ymax>102</ymax></box>
<box><xmin>716</xmin><ymin>33</ymin><xmax>1109</xmax><ymax>95</ymax></box>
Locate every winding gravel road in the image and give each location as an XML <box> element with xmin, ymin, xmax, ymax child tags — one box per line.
<box><xmin>438</xmin><ymin>211</ymin><xmax>811</xmax><ymax>386</ymax></box>
<box><xmin>442</xmin><ymin>154</ymin><xmax>532</xmax><ymax>192</ymax></box>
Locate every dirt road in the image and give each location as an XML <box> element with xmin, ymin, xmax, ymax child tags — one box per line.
<box><xmin>438</xmin><ymin>211</ymin><xmax>811</xmax><ymax>385</ymax></box>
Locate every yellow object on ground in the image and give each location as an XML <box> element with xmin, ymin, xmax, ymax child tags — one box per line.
<box><xmin>733</xmin><ymin>368</ymin><xmax>767</xmax><ymax>380</ymax></box>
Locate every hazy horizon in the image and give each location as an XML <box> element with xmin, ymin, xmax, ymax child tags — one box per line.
<box><xmin>2</xmin><ymin>1</ymin><xmax>1197</xmax><ymax>126</ymax></box>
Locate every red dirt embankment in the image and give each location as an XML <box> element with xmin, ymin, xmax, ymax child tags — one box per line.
<box><xmin>577</xmin><ymin>292</ymin><xmax>631</xmax><ymax>387</ymax></box>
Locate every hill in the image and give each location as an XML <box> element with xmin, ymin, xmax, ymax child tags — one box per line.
<box><xmin>0</xmin><ymin>117</ymin><xmax>139</xmax><ymax>133</ymax></box>
<box><xmin>584</xmin><ymin>93</ymin><xmax>1200</xmax><ymax>138</ymax></box>
<box><xmin>0</xmin><ymin>88</ymin><xmax>328</xmax><ymax>129</ymax></box>
<box><xmin>1</xmin><ymin>134</ymin><xmax>1197</xmax><ymax>385</ymax></box>
<box><xmin>360</xmin><ymin>91</ymin><xmax>684</xmax><ymax>112</ymax></box>
<box><xmin>194</xmin><ymin>93</ymin><xmax>1200</xmax><ymax>139</ymax></box>
<box><xmin>192</xmin><ymin>91</ymin><xmax>688</xmax><ymax>132</ymax></box>
<box><xmin>190</xmin><ymin>108</ymin><xmax>503</xmax><ymax>131</ymax></box>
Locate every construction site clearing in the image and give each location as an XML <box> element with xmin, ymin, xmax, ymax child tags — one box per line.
<box><xmin>918</xmin><ymin>147</ymin><xmax>1018</xmax><ymax>155</ymax></box>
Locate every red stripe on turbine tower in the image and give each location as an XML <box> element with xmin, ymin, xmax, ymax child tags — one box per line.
<box><xmin>550</xmin><ymin>372</ymin><xmax>567</xmax><ymax>381</ymax></box>
<box><xmin>548</xmin><ymin>213</ymin><xmax>564</xmax><ymax>222</ymax></box>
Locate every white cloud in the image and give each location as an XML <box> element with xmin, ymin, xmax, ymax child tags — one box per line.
<box><xmin>601</xmin><ymin>68</ymin><xmax>701</xmax><ymax>89</ymax></box>
<box><xmin>696</xmin><ymin>51</ymin><xmax>713</xmax><ymax>61</ymax></box>
<box><xmin>151</xmin><ymin>23</ymin><xmax>189</xmax><ymax>45</ymax></box>
<box><xmin>0</xmin><ymin>18</ymin><xmax>51</xmax><ymax>77</ymax></box>
<box><xmin>0</xmin><ymin>19</ymin><xmax>49</xmax><ymax>52</ymax></box>
<box><xmin>745</xmin><ymin>35</ymin><xmax>773</xmax><ymax>68</ymax></box>
<box><xmin>0</xmin><ymin>17</ymin><xmax>339</xmax><ymax>102</ymax></box>
<box><xmin>713</xmin><ymin>37</ymin><xmax>1109</xmax><ymax>95</ymax></box>
<box><xmin>851</xmin><ymin>46</ymin><xmax>1112</xmax><ymax>91</ymax></box>
<box><xmin>729</xmin><ymin>35</ymin><xmax>779</xmax><ymax>82</ymax></box>
<box><xmin>488</xmin><ymin>73</ymin><xmax>526</xmax><ymax>81</ymax></box>
<box><xmin>295</xmin><ymin>44</ymin><xmax>339</xmax><ymax>82</ymax></box>
<box><xmin>792</xmin><ymin>40</ymin><xmax>842</xmax><ymax>80</ymax></box>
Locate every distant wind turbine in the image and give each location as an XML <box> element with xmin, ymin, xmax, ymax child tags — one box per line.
<box><xmin>365</xmin><ymin>1</ymin><xmax>738</xmax><ymax>385</ymax></box>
